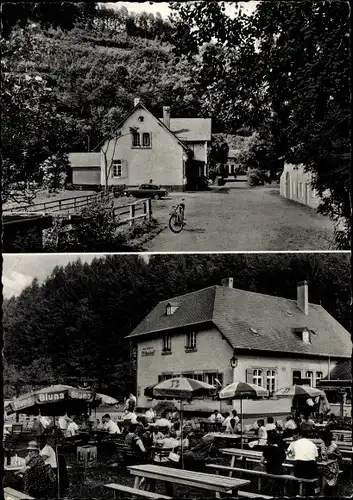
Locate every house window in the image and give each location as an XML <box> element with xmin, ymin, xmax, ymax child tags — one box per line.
<box><xmin>113</xmin><ymin>160</ymin><xmax>122</xmax><ymax>178</ymax></box>
<box><xmin>142</xmin><ymin>133</ymin><xmax>151</xmax><ymax>147</ymax></box>
<box><xmin>253</xmin><ymin>369</ymin><xmax>263</xmax><ymax>387</ymax></box>
<box><xmin>306</xmin><ymin>371</ymin><xmax>314</xmax><ymax>387</ymax></box>
<box><xmin>204</xmin><ymin>372</ymin><xmax>223</xmax><ymax>387</ymax></box>
<box><xmin>293</xmin><ymin>370</ymin><xmax>302</xmax><ymax>385</ymax></box>
<box><xmin>315</xmin><ymin>371</ymin><xmax>323</xmax><ymax>387</ymax></box>
<box><xmin>162</xmin><ymin>335</ymin><xmax>171</xmax><ymax>353</ymax></box>
<box><xmin>266</xmin><ymin>370</ymin><xmax>276</xmax><ymax>393</ymax></box>
<box><xmin>132</xmin><ymin>131</ymin><xmax>140</xmax><ymax>147</ymax></box>
<box><xmin>302</xmin><ymin>330</ymin><xmax>311</xmax><ymax>343</ymax></box>
<box><xmin>186</xmin><ymin>332</ymin><xmax>197</xmax><ymax>350</ymax></box>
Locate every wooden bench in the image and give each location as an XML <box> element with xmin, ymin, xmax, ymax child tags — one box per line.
<box><xmin>237</xmin><ymin>490</ymin><xmax>272</xmax><ymax>499</ymax></box>
<box><xmin>206</xmin><ymin>464</ymin><xmax>318</xmax><ymax>496</ymax></box>
<box><xmin>104</xmin><ymin>483</ymin><xmax>172</xmax><ymax>499</ymax></box>
<box><xmin>4</xmin><ymin>487</ymin><xmax>35</xmax><ymax>500</ymax></box>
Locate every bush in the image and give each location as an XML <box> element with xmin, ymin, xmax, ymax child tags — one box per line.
<box><xmin>247</xmin><ymin>168</ymin><xmax>265</xmax><ymax>187</ymax></box>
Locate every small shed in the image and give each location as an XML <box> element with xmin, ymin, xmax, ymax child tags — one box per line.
<box><xmin>69</xmin><ymin>153</ymin><xmax>101</xmax><ymax>188</ymax></box>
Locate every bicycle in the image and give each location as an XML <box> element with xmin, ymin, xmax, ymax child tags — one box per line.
<box><xmin>169</xmin><ymin>199</ymin><xmax>185</xmax><ymax>233</ymax></box>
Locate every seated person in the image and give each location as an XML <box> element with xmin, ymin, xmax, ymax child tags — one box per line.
<box><xmin>136</xmin><ymin>415</ymin><xmax>148</xmax><ymax>430</ymax></box>
<box><xmin>286</xmin><ymin>428</ymin><xmax>319</xmax><ymax>494</ymax></box>
<box><xmin>155</xmin><ymin>411</ymin><xmax>172</xmax><ymax>430</ymax></box>
<box><xmin>249</xmin><ymin>419</ymin><xmax>267</xmax><ymax>448</ymax></box>
<box><xmin>222</xmin><ymin>412</ymin><xmax>231</xmax><ymax>428</ymax></box>
<box><xmin>101</xmin><ymin>414</ymin><xmax>121</xmax><ymax>434</ymax></box>
<box><xmin>183</xmin><ymin>434</ymin><xmax>217</xmax><ymax>471</ymax></box>
<box><xmin>300</xmin><ymin>412</ymin><xmax>316</xmax><ymax>436</ymax></box>
<box><xmin>65</xmin><ymin>417</ymin><xmax>79</xmax><ymax>437</ymax></box>
<box><xmin>225</xmin><ymin>418</ymin><xmax>239</xmax><ymax>435</ymax></box>
<box><xmin>283</xmin><ymin>415</ymin><xmax>297</xmax><ymax>437</ymax></box>
<box><xmin>261</xmin><ymin>432</ymin><xmax>286</xmax><ymax>475</ymax></box>
<box><xmin>208</xmin><ymin>410</ymin><xmax>224</xmax><ymax>424</ymax></box>
<box><xmin>151</xmin><ymin>425</ymin><xmax>165</xmax><ymax>444</ymax></box>
<box><xmin>23</xmin><ymin>440</ymin><xmax>56</xmax><ymax>498</ymax></box>
<box><xmin>153</xmin><ymin>430</ymin><xmax>180</xmax><ymax>463</ymax></box>
<box><xmin>39</xmin><ymin>435</ymin><xmax>57</xmax><ymax>471</ymax></box>
<box><xmin>125</xmin><ymin>424</ymin><xmax>147</xmax><ymax>462</ymax></box>
<box><xmin>145</xmin><ymin>408</ymin><xmax>155</xmax><ymax>423</ymax></box>
<box><xmin>122</xmin><ymin>409</ymin><xmax>137</xmax><ymax>424</ymax></box>
<box><xmin>265</xmin><ymin>416</ymin><xmax>277</xmax><ymax>432</ymax></box>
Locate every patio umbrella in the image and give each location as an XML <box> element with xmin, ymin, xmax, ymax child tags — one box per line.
<box><xmin>152</xmin><ymin>401</ymin><xmax>178</xmax><ymax>415</ymax></box>
<box><xmin>152</xmin><ymin>377</ymin><xmax>216</xmax><ymax>468</ymax></box>
<box><xmin>218</xmin><ymin>381</ymin><xmax>269</xmax><ymax>448</ymax></box>
<box><xmin>94</xmin><ymin>393</ymin><xmax>119</xmax><ymax>406</ymax></box>
<box><xmin>273</xmin><ymin>385</ymin><xmax>326</xmax><ymax>398</ymax></box>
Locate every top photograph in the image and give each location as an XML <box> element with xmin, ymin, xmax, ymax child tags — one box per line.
<box><xmin>2</xmin><ymin>1</ymin><xmax>350</xmax><ymax>252</ymax></box>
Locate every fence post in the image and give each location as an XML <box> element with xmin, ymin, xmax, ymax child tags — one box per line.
<box><xmin>147</xmin><ymin>198</ymin><xmax>152</xmax><ymax>220</ymax></box>
<box><xmin>129</xmin><ymin>203</ymin><xmax>135</xmax><ymax>227</ymax></box>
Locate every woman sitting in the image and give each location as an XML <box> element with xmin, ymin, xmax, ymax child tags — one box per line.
<box><xmin>124</xmin><ymin>424</ymin><xmax>147</xmax><ymax>464</ymax></box>
<box><xmin>249</xmin><ymin>419</ymin><xmax>267</xmax><ymax>449</ymax></box>
<box><xmin>225</xmin><ymin>418</ymin><xmax>239</xmax><ymax>434</ymax></box>
<box><xmin>23</xmin><ymin>440</ymin><xmax>56</xmax><ymax>498</ymax></box>
<box><xmin>183</xmin><ymin>434</ymin><xmax>217</xmax><ymax>471</ymax></box>
<box><xmin>261</xmin><ymin>432</ymin><xmax>286</xmax><ymax>475</ymax></box>
<box><xmin>319</xmin><ymin>430</ymin><xmax>342</xmax><ymax>496</ymax></box>
<box><xmin>153</xmin><ymin>430</ymin><xmax>180</xmax><ymax>463</ymax></box>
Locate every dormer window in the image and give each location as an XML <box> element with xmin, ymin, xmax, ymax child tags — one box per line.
<box><xmin>302</xmin><ymin>329</ymin><xmax>311</xmax><ymax>343</ymax></box>
<box><xmin>166</xmin><ymin>301</ymin><xmax>179</xmax><ymax>315</ymax></box>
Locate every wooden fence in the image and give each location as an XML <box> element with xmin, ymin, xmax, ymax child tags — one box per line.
<box><xmin>113</xmin><ymin>198</ymin><xmax>152</xmax><ymax>227</ymax></box>
<box><xmin>3</xmin><ymin>192</ymin><xmax>111</xmax><ymax>215</ymax></box>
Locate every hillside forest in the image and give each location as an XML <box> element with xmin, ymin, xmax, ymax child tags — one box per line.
<box><xmin>1</xmin><ymin>1</ymin><xmax>351</xmax><ymax>247</ymax></box>
<box><xmin>3</xmin><ymin>253</ymin><xmax>351</xmax><ymax>399</ymax></box>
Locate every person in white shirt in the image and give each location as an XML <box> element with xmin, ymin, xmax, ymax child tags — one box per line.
<box><xmin>66</xmin><ymin>418</ymin><xmax>79</xmax><ymax>437</ymax></box>
<box><xmin>101</xmin><ymin>414</ymin><xmax>121</xmax><ymax>434</ymax></box>
<box><xmin>285</xmin><ymin>416</ymin><xmax>297</xmax><ymax>430</ymax></box>
<box><xmin>125</xmin><ymin>393</ymin><xmax>137</xmax><ymax>412</ymax></box>
<box><xmin>155</xmin><ymin>412</ymin><xmax>172</xmax><ymax>430</ymax></box>
<box><xmin>122</xmin><ymin>410</ymin><xmax>137</xmax><ymax>424</ymax></box>
<box><xmin>58</xmin><ymin>414</ymin><xmax>70</xmax><ymax>432</ymax></box>
<box><xmin>39</xmin><ymin>416</ymin><xmax>51</xmax><ymax>430</ymax></box>
<box><xmin>265</xmin><ymin>416</ymin><xmax>277</xmax><ymax>432</ymax></box>
<box><xmin>209</xmin><ymin>410</ymin><xmax>224</xmax><ymax>423</ymax></box>
<box><xmin>145</xmin><ymin>408</ymin><xmax>155</xmax><ymax>423</ymax></box>
<box><xmin>225</xmin><ymin>418</ymin><xmax>239</xmax><ymax>435</ymax></box>
<box><xmin>39</xmin><ymin>436</ymin><xmax>57</xmax><ymax>469</ymax></box>
<box><xmin>222</xmin><ymin>412</ymin><xmax>231</xmax><ymax>428</ymax></box>
<box><xmin>223</xmin><ymin>410</ymin><xmax>240</xmax><ymax>429</ymax></box>
<box><xmin>287</xmin><ymin>429</ymin><xmax>319</xmax><ymax>491</ymax></box>
<box><xmin>249</xmin><ymin>419</ymin><xmax>267</xmax><ymax>448</ymax></box>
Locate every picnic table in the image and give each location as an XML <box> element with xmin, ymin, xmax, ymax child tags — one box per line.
<box><xmin>205</xmin><ymin>432</ymin><xmax>242</xmax><ymax>440</ymax></box>
<box><xmin>220</xmin><ymin>447</ymin><xmax>335</xmax><ymax>493</ymax></box>
<box><xmin>127</xmin><ymin>463</ymin><xmax>251</xmax><ymax>495</ymax></box>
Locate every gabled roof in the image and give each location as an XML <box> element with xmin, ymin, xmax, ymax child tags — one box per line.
<box><xmin>161</xmin><ymin>118</ymin><xmax>212</xmax><ymax>142</ymax></box>
<box><xmin>95</xmin><ymin>102</ymin><xmax>188</xmax><ymax>152</ymax></box>
<box><xmin>126</xmin><ymin>285</ymin><xmax>351</xmax><ymax>359</ymax></box>
<box><xmin>322</xmin><ymin>359</ymin><xmax>351</xmax><ymax>381</ymax></box>
<box><xmin>69</xmin><ymin>152</ymin><xmax>101</xmax><ymax>167</ymax></box>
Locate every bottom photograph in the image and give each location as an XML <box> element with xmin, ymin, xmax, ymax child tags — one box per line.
<box><xmin>2</xmin><ymin>252</ymin><xmax>352</xmax><ymax>500</ymax></box>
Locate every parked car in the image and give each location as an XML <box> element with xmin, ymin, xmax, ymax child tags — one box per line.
<box><xmin>124</xmin><ymin>184</ymin><xmax>169</xmax><ymax>199</ymax></box>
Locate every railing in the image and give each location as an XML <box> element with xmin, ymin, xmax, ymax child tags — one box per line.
<box><xmin>113</xmin><ymin>198</ymin><xmax>152</xmax><ymax>227</ymax></box>
<box><xmin>3</xmin><ymin>192</ymin><xmax>111</xmax><ymax>215</ymax></box>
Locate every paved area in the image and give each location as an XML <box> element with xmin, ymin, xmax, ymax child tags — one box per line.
<box><xmin>146</xmin><ymin>183</ymin><xmax>335</xmax><ymax>251</ymax></box>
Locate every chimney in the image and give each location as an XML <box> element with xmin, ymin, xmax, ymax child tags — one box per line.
<box><xmin>134</xmin><ymin>97</ymin><xmax>140</xmax><ymax>107</ymax></box>
<box><xmin>163</xmin><ymin>106</ymin><xmax>171</xmax><ymax>129</ymax></box>
<box><xmin>297</xmin><ymin>281</ymin><xmax>308</xmax><ymax>315</ymax></box>
<box><xmin>221</xmin><ymin>277</ymin><xmax>234</xmax><ymax>289</ymax></box>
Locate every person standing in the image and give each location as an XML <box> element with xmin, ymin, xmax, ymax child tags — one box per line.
<box><xmin>145</xmin><ymin>407</ymin><xmax>155</xmax><ymax>423</ymax></box>
<box><xmin>66</xmin><ymin>417</ymin><xmax>79</xmax><ymax>437</ymax></box>
<box><xmin>125</xmin><ymin>393</ymin><xmax>137</xmax><ymax>412</ymax></box>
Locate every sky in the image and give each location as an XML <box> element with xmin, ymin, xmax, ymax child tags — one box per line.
<box><xmin>2</xmin><ymin>254</ymin><xmax>150</xmax><ymax>298</ymax></box>
<box><xmin>107</xmin><ymin>1</ymin><xmax>258</xmax><ymax>19</ymax></box>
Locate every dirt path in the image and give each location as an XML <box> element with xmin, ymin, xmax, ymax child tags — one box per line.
<box><xmin>145</xmin><ymin>184</ymin><xmax>335</xmax><ymax>251</ymax></box>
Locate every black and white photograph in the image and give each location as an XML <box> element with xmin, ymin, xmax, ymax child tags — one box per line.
<box><xmin>1</xmin><ymin>1</ymin><xmax>352</xmax><ymax>500</ymax></box>
<box><xmin>1</xmin><ymin>0</ymin><xmax>350</xmax><ymax>252</ymax></box>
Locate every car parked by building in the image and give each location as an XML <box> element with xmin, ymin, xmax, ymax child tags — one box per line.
<box><xmin>124</xmin><ymin>184</ymin><xmax>169</xmax><ymax>199</ymax></box>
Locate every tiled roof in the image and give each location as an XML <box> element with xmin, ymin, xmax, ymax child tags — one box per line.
<box><xmin>127</xmin><ymin>285</ymin><xmax>351</xmax><ymax>359</ymax></box>
<box><xmin>161</xmin><ymin>118</ymin><xmax>212</xmax><ymax>142</ymax></box>
<box><xmin>69</xmin><ymin>152</ymin><xmax>101</xmax><ymax>168</ymax></box>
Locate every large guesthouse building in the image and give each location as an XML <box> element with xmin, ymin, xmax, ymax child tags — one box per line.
<box><xmin>126</xmin><ymin>279</ymin><xmax>351</xmax><ymax>418</ymax></box>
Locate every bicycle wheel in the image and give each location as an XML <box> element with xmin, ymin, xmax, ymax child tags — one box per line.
<box><xmin>169</xmin><ymin>214</ymin><xmax>184</xmax><ymax>233</ymax></box>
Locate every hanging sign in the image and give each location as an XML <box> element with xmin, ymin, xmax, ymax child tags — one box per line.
<box><xmin>141</xmin><ymin>347</ymin><xmax>155</xmax><ymax>357</ymax></box>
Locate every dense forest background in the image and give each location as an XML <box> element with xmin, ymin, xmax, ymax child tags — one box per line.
<box><xmin>2</xmin><ymin>1</ymin><xmax>351</xmax><ymax>246</ymax></box>
<box><xmin>3</xmin><ymin>254</ymin><xmax>351</xmax><ymax>399</ymax></box>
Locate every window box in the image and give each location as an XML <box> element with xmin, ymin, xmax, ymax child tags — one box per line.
<box><xmin>161</xmin><ymin>349</ymin><xmax>172</xmax><ymax>356</ymax></box>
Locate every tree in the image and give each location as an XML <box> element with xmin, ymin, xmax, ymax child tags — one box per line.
<box><xmin>1</xmin><ymin>27</ymin><xmax>72</xmax><ymax>203</ymax></box>
<box><xmin>208</xmin><ymin>137</ymin><xmax>229</xmax><ymax>179</ymax></box>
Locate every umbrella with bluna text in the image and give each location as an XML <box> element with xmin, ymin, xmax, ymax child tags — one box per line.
<box><xmin>218</xmin><ymin>381</ymin><xmax>269</xmax><ymax>448</ymax></box>
<box><xmin>152</xmin><ymin>377</ymin><xmax>216</xmax><ymax>468</ymax></box>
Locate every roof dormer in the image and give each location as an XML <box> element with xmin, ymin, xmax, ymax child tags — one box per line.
<box><xmin>166</xmin><ymin>301</ymin><xmax>179</xmax><ymax>316</ymax></box>
<box><xmin>293</xmin><ymin>327</ymin><xmax>312</xmax><ymax>343</ymax></box>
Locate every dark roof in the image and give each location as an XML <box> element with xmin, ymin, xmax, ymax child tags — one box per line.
<box><xmin>161</xmin><ymin>118</ymin><xmax>212</xmax><ymax>142</ymax></box>
<box><xmin>323</xmin><ymin>359</ymin><xmax>352</xmax><ymax>381</ymax></box>
<box><xmin>69</xmin><ymin>152</ymin><xmax>101</xmax><ymax>168</ymax></box>
<box><xmin>126</xmin><ymin>285</ymin><xmax>351</xmax><ymax>358</ymax></box>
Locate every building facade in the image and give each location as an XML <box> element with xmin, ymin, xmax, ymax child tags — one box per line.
<box><xmin>127</xmin><ymin>279</ymin><xmax>351</xmax><ymax>418</ymax></box>
<box><xmin>69</xmin><ymin>101</ymin><xmax>212</xmax><ymax>191</ymax></box>
<box><xmin>280</xmin><ymin>163</ymin><xmax>320</xmax><ymax>209</ymax></box>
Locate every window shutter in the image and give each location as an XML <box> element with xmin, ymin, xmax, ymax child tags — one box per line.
<box><xmin>121</xmin><ymin>159</ymin><xmax>128</xmax><ymax>178</ymax></box>
<box><xmin>245</xmin><ymin>369</ymin><xmax>253</xmax><ymax>383</ymax></box>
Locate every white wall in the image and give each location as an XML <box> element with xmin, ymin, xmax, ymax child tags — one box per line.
<box><xmin>280</xmin><ymin>163</ymin><xmax>320</xmax><ymax>209</ymax></box>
